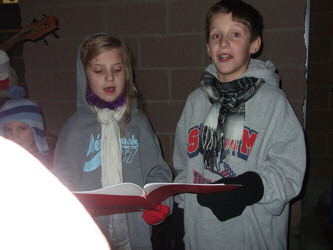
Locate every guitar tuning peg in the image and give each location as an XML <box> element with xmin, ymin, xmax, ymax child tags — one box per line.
<box><xmin>43</xmin><ymin>39</ymin><xmax>49</xmax><ymax>46</ymax></box>
<box><xmin>32</xmin><ymin>17</ymin><xmax>37</xmax><ymax>23</ymax></box>
<box><xmin>52</xmin><ymin>32</ymin><xmax>60</xmax><ymax>39</ymax></box>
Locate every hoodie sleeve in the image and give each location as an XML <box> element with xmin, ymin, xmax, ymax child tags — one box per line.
<box><xmin>135</xmin><ymin>113</ymin><xmax>173</xmax><ymax>209</ymax></box>
<box><xmin>52</xmin><ymin>117</ymin><xmax>81</xmax><ymax>191</ymax></box>
<box><xmin>253</xmin><ymin>91</ymin><xmax>306</xmax><ymax>215</ymax></box>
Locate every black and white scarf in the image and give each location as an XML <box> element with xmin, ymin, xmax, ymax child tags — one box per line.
<box><xmin>200</xmin><ymin>71</ymin><xmax>264</xmax><ymax>170</ymax></box>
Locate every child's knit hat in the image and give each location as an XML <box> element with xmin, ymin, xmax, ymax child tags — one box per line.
<box><xmin>0</xmin><ymin>86</ymin><xmax>49</xmax><ymax>155</ymax></box>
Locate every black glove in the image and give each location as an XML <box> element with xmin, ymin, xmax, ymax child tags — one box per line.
<box><xmin>197</xmin><ymin>171</ymin><xmax>264</xmax><ymax>221</ymax></box>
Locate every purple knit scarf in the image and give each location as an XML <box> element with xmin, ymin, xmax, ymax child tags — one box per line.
<box><xmin>85</xmin><ymin>85</ymin><xmax>126</xmax><ymax>110</ymax></box>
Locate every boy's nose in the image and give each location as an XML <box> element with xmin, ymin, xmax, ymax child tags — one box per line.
<box><xmin>219</xmin><ymin>37</ymin><xmax>229</xmax><ymax>48</ymax></box>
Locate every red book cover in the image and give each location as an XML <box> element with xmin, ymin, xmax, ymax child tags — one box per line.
<box><xmin>73</xmin><ymin>182</ymin><xmax>240</xmax><ymax>215</ymax></box>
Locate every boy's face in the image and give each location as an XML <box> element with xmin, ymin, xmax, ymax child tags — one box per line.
<box><xmin>207</xmin><ymin>13</ymin><xmax>261</xmax><ymax>82</ymax></box>
<box><xmin>85</xmin><ymin>48</ymin><xmax>126</xmax><ymax>103</ymax></box>
<box><xmin>3</xmin><ymin>121</ymin><xmax>37</xmax><ymax>153</ymax></box>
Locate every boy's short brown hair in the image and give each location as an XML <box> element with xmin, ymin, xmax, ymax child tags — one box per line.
<box><xmin>206</xmin><ymin>0</ymin><xmax>263</xmax><ymax>43</ymax></box>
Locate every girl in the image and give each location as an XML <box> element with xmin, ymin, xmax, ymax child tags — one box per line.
<box><xmin>52</xmin><ymin>33</ymin><xmax>172</xmax><ymax>249</ymax></box>
<box><xmin>0</xmin><ymin>86</ymin><xmax>51</xmax><ymax>168</ymax></box>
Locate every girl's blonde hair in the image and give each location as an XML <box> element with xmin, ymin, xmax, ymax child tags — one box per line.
<box><xmin>80</xmin><ymin>34</ymin><xmax>140</xmax><ymax>135</ymax></box>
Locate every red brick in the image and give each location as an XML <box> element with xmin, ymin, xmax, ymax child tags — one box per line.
<box><xmin>308</xmin><ymin>62</ymin><xmax>333</xmax><ymax>86</ymax></box>
<box><xmin>306</xmin><ymin>132</ymin><xmax>328</xmax><ymax>155</ymax></box>
<box><xmin>53</xmin><ymin>70</ymin><xmax>76</xmax><ymax>101</ymax></box>
<box><xmin>310</xmin><ymin>0</ymin><xmax>333</xmax><ymax>13</ymax></box>
<box><xmin>106</xmin><ymin>3</ymin><xmax>166</xmax><ymax>35</ymax></box>
<box><xmin>156</xmin><ymin>133</ymin><xmax>172</xmax><ymax>166</ymax></box>
<box><xmin>135</xmin><ymin>69</ymin><xmax>169</xmax><ymax>101</ymax></box>
<box><xmin>145</xmin><ymin>102</ymin><xmax>185</xmax><ymax>134</ymax></box>
<box><xmin>39</xmin><ymin>101</ymin><xmax>76</xmax><ymax>136</ymax></box>
<box><xmin>279</xmin><ymin>67</ymin><xmax>307</xmax><ymax>101</ymax></box>
<box><xmin>23</xmin><ymin>39</ymin><xmax>77</xmax><ymax>70</ymax></box>
<box><xmin>268</xmin><ymin>30</ymin><xmax>306</xmax><ymax>66</ymax></box>
<box><xmin>50</xmin><ymin>5</ymin><xmax>106</xmax><ymax>38</ymax></box>
<box><xmin>306</xmin><ymin>110</ymin><xmax>333</xmax><ymax>133</ymax></box>
<box><xmin>328</xmin><ymin>134</ymin><xmax>333</xmax><ymax>155</ymax></box>
<box><xmin>330</xmin><ymin>88</ymin><xmax>333</xmax><ymax>109</ymax></box>
<box><xmin>306</xmin><ymin>86</ymin><xmax>329</xmax><ymax>110</ymax></box>
<box><xmin>141</xmin><ymin>35</ymin><xmax>203</xmax><ymax>67</ymax></box>
<box><xmin>123</xmin><ymin>37</ymin><xmax>139</xmax><ymax>67</ymax></box>
<box><xmin>289</xmin><ymin>100</ymin><xmax>305</xmax><ymax>126</ymax></box>
<box><xmin>250</xmin><ymin>0</ymin><xmax>305</xmax><ymax>29</ymax></box>
<box><xmin>25</xmin><ymin>70</ymin><xmax>53</xmax><ymax>100</ymax></box>
<box><xmin>310</xmin><ymin>13</ymin><xmax>333</xmax><ymax>38</ymax></box>
<box><xmin>169</xmin><ymin>0</ymin><xmax>216</xmax><ymax>34</ymax></box>
<box><xmin>309</xmin><ymin>38</ymin><xmax>332</xmax><ymax>62</ymax></box>
<box><xmin>171</xmin><ymin>69</ymin><xmax>202</xmax><ymax>100</ymax></box>
<box><xmin>307</xmin><ymin>156</ymin><xmax>333</xmax><ymax>178</ymax></box>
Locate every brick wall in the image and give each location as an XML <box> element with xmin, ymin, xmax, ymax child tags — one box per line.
<box><xmin>305</xmin><ymin>0</ymin><xmax>333</xmax><ymax>207</ymax></box>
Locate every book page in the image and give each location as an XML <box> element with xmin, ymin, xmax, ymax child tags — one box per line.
<box><xmin>144</xmin><ymin>183</ymin><xmax>241</xmax><ymax>208</ymax></box>
<box><xmin>74</xmin><ymin>183</ymin><xmax>144</xmax><ymax>196</ymax></box>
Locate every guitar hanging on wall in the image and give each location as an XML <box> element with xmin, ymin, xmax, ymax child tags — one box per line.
<box><xmin>0</xmin><ymin>15</ymin><xmax>58</xmax><ymax>52</ymax></box>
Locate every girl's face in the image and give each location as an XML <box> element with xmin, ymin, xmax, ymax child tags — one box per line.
<box><xmin>3</xmin><ymin>121</ymin><xmax>37</xmax><ymax>153</ymax></box>
<box><xmin>85</xmin><ymin>48</ymin><xmax>126</xmax><ymax>102</ymax></box>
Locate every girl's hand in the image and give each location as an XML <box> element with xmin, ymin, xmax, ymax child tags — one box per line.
<box><xmin>142</xmin><ymin>204</ymin><xmax>170</xmax><ymax>225</ymax></box>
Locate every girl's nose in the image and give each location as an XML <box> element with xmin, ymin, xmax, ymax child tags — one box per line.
<box><xmin>105</xmin><ymin>71</ymin><xmax>114</xmax><ymax>82</ymax></box>
<box><xmin>11</xmin><ymin>132</ymin><xmax>20</xmax><ymax>142</ymax></box>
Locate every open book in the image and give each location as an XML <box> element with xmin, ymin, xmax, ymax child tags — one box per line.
<box><xmin>73</xmin><ymin>182</ymin><xmax>240</xmax><ymax>215</ymax></box>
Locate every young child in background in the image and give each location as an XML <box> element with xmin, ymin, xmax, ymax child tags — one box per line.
<box><xmin>52</xmin><ymin>33</ymin><xmax>172</xmax><ymax>249</ymax></box>
<box><xmin>0</xmin><ymin>85</ymin><xmax>51</xmax><ymax>168</ymax></box>
<box><xmin>173</xmin><ymin>0</ymin><xmax>306</xmax><ymax>249</ymax></box>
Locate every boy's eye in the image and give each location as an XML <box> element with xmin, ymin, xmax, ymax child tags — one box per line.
<box><xmin>232</xmin><ymin>33</ymin><xmax>241</xmax><ymax>38</ymax></box>
<box><xmin>211</xmin><ymin>34</ymin><xmax>220</xmax><ymax>40</ymax></box>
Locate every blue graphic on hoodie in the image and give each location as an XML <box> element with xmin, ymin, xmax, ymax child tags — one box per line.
<box><xmin>83</xmin><ymin>133</ymin><xmax>139</xmax><ymax>172</ymax></box>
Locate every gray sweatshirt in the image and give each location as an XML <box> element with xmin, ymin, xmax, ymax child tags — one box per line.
<box><xmin>173</xmin><ymin>59</ymin><xmax>306</xmax><ymax>249</ymax></box>
<box><xmin>52</xmin><ymin>36</ymin><xmax>173</xmax><ymax>250</ymax></box>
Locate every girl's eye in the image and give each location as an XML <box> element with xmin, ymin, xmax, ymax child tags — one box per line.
<box><xmin>18</xmin><ymin>126</ymin><xmax>27</xmax><ymax>132</ymax></box>
<box><xmin>113</xmin><ymin>68</ymin><xmax>122</xmax><ymax>73</ymax></box>
<box><xmin>211</xmin><ymin>34</ymin><xmax>220</xmax><ymax>40</ymax></box>
<box><xmin>4</xmin><ymin>128</ymin><xmax>12</xmax><ymax>135</ymax></box>
<box><xmin>233</xmin><ymin>33</ymin><xmax>241</xmax><ymax>38</ymax></box>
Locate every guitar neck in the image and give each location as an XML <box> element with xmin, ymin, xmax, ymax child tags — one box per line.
<box><xmin>0</xmin><ymin>32</ymin><xmax>25</xmax><ymax>52</ymax></box>
<box><xmin>0</xmin><ymin>15</ymin><xmax>58</xmax><ymax>53</ymax></box>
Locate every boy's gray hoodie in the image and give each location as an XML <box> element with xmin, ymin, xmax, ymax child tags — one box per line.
<box><xmin>52</xmin><ymin>35</ymin><xmax>173</xmax><ymax>250</ymax></box>
<box><xmin>174</xmin><ymin>59</ymin><xmax>306</xmax><ymax>249</ymax></box>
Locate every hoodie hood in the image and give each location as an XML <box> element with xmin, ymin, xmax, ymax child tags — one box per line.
<box><xmin>204</xmin><ymin>59</ymin><xmax>280</xmax><ymax>87</ymax></box>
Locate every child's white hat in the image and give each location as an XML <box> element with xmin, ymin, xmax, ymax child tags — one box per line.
<box><xmin>0</xmin><ymin>50</ymin><xmax>9</xmax><ymax>83</ymax></box>
<box><xmin>0</xmin><ymin>50</ymin><xmax>18</xmax><ymax>97</ymax></box>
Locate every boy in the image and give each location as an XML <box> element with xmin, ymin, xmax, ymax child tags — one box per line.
<box><xmin>173</xmin><ymin>0</ymin><xmax>306</xmax><ymax>249</ymax></box>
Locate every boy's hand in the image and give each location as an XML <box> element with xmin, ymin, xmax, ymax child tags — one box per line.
<box><xmin>142</xmin><ymin>204</ymin><xmax>170</xmax><ymax>225</ymax></box>
<box><xmin>197</xmin><ymin>171</ymin><xmax>264</xmax><ymax>221</ymax></box>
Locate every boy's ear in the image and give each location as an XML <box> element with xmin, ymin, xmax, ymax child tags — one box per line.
<box><xmin>250</xmin><ymin>37</ymin><xmax>261</xmax><ymax>54</ymax></box>
<box><xmin>206</xmin><ymin>43</ymin><xmax>212</xmax><ymax>58</ymax></box>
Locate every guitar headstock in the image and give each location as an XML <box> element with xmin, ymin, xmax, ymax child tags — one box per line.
<box><xmin>24</xmin><ymin>15</ymin><xmax>58</xmax><ymax>41</ymax></box>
